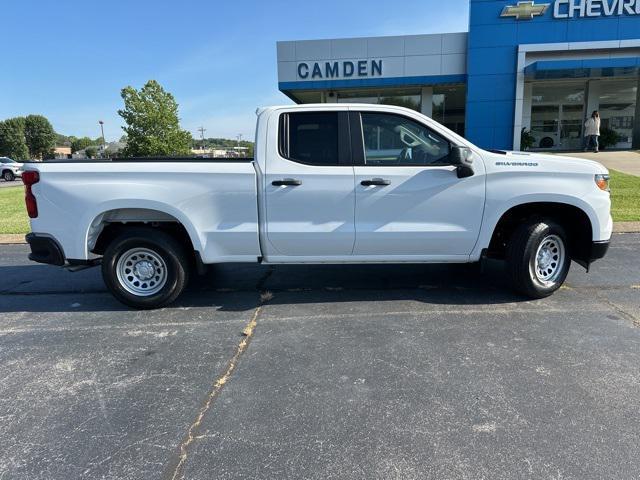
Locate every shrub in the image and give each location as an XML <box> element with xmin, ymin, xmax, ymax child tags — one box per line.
<box><xmin>520</xmin><ymin>128</ymin><xmax>535</xmax><ymax>151</ymax></box>
<box><xmin>599</xmin><ymin>127</ymin><xmax>622</xmax><ymax>150</ymax></box>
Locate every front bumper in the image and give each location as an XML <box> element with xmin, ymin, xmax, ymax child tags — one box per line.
<box><xmin>26</xmin><ymin>233</ymin><xmax>65</xmax><ymax>266</ymax></box>
<box><xmin>589</xmin><ymin>240</ymin><xmax>610</xmax><ymax>262</ymax></box>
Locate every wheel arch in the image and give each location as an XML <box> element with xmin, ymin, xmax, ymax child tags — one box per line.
<box><xmin>482</xmin><ymin>200</ymin><xmax>595</xmax><ymax>265</ymax></box>
<box><xmin>83</xmin><ymin>203</ymin><xmax>202</xmax><ymax>259</ymax></box>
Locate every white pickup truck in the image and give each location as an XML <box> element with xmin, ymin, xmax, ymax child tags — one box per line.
<box><xmin>22</xmin><ymin>104</ymin><xmax>612</xmax><ymax>308</ymax></box>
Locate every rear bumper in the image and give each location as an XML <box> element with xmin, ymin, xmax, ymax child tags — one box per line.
<box><xmin>26</xmin><ymin>233</ymin><xmax>65</xmax><ymax>266</ymax></box>
<box><xmin>26</xmin><ymin>233</ymin><xmax>100</xmax><ymax>270</ymax></box>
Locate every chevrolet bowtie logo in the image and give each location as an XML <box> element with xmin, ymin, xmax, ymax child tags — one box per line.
<box><xmin>501</xmin><ymin>1</ymin><xmax>550</xmax><ymax>20</ymax></box>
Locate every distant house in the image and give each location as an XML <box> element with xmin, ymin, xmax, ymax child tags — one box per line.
<box><xmin>72</xmin><ymin>142</ymin><xmax>126</xmax><ymax>159</ymax></box>
<box><xmin>53</xmin><ymin>146</ymin><xmax>72</xmax><ymax>159</ymax></box>
<box><xmin>72</xmin><ymin>147</ymin><xmax>97</xmax><ymax>159</ymax></box>
<box><xmin>191</xmin><ymin>146</ymin><xmax>250</xmax><ymax>158</ymax></box>
<box><xmin>104</xmin><ymin>141</ymin><xmax>126</xmax><ymax>156</ymax></box>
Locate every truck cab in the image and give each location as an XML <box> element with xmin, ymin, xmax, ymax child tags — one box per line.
<box><xmin>260</xmin><ymin>105</ymin><xmax>484</xmax><ymax>262</ymax></box>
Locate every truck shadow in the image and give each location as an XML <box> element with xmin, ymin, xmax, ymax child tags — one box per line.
<box><xmin>180</xmin><ymin>260</ymin><xmax>526</xmax><ymax>312</ymax></box>
<box><xmin>0</xmin><ymin>261</ymin><xmax>528</xmax><ymax>314</ymax></box>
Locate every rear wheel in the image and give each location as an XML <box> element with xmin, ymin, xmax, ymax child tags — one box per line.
<box><xmin>101</xmin><ymin>228</ymin><xmax>189</xmax><ymax>309</ymax></box>
<box><xmin>2</xmin><ymin>170</ymin><xmax>14</xmax><ymax>182</ymax></box>
<box><xmin>506</xmin><ymin>219</ymin><xmax>570</xmax><ymax>299</ymax></box>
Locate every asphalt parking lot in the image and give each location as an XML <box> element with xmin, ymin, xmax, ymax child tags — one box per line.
<box><xmin>1</xmin><ymin>235</ymin><xmax>639</xmax><ymax>480</ymax></box>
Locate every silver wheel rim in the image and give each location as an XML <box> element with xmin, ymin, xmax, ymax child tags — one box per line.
<box><xmin>533</xmin><ymin>234</ymin><xmax>565</xmax><ymax>286</ymax></box>
<box><xmin>116</xmin><ymin>248</ymin><xmax>168</xmax><ymax>297</ymax></box>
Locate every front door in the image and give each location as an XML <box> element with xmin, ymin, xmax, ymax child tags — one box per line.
<box><xmin>530</xmin><ymin>82</ymin><xmax>586</xmax><ymax>150</ymax></box>
<box><xmin>351</xmin><ymin>111</ymin><xmax>485</xmax><ymax>259</ymax></box>
<box><xmin>264</xmin><ymin>110</ymin><xmax>356</xmax><ymax>258</ymax></box>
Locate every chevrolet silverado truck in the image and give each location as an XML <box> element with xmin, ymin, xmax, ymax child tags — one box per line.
<box><xmin>22</xmin><ymin>104</ymin><xmax>612</xmax><ymax>308</ymax></box>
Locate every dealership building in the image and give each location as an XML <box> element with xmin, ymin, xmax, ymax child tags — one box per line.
<box><xmin>276</xmin><ymin>0</ymin><xmax>640</xmax><ymax>151</ymax></box>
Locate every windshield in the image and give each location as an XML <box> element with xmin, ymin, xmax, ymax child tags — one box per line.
<box><xmin>1</xmin><ymin>158</ymin><xmax>16</xmax><ymax>163</ymax></box>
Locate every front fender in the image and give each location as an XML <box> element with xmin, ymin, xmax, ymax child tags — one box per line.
<box><xmin>471</xmin><ymin>192</ymin><xmax>609</xmax><ymax>260</ymax></box>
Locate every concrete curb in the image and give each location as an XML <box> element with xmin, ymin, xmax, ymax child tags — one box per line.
<box><xmin>2</xmin><ymin>223</ymin><xmax>640</xmax><ymax>245</ymax></box>
<box><xmin>613</xmin><ymin>222</ymin><xmax>640</xmax><ymax>234</ymax></box>
<box><xmin>0</xmin><ymin>234</ymin><xmax>27</xmax><ymax>244</ymax></box>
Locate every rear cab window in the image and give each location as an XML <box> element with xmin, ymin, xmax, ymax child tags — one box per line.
<box><xmin>279</xmin><ymin>111</ymin><xmax>351</xmax><ymax>166</ymax></box>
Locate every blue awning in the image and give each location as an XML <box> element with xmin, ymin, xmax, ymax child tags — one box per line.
<box><xmin>524</xmin><ymin>57</ymin><xmax>640</xmax><ymax>80</ymax></box>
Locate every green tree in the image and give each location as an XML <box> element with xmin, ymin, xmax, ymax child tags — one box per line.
<box><xmin>0</xmin><ymin>117</ymin><xmax>29</xmax><ymax>160</ymax></box>
<box><xmin>24</xmin><ymin>114</ymin><xmax>56</xmax><ymax>159</ymax></box>
<box><xmin>84</xmin><ymin>146</ymin><xmax>98</xmax><ymax>159</ymax></box>
<box><xmin>118</xmin><ymin>80</ymin><xmax>192</xmax><ymax>157</ymax></box>
<box><xmin>71</xmin><ymin>136</ymin><xmax>96</xmax><ymax>153</ymax></box>
<box><xmin>56</xmin><ymin>133</ymin><xmax>72</xmax><ymax>146</ymax></box>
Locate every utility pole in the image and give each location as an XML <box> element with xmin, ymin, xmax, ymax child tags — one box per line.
<box><xmin>98</xmin><ymin>120</ymin><xmax>106</xmax><ymax>158</ymax></box>
<box><xmin>235</xmin><ymin>134</ymin><xmax>243</xmax><ymax>158</ymax></box>
<box><xmin>198</xmin><ymin>126</ymin><xmax>207</xmax><ymax>153</ymax></box>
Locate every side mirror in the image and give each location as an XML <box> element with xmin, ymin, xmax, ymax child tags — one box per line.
<box><xmin>450</xmin><ymin>146</ymin><xmax>474</xmax><ymax>178</ymax></box>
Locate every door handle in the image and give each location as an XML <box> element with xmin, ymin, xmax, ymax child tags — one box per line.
<box><xmin>272</xmin><ymin>179</ymin><xmax>302</xmax><ymax>187</ymax></box>
<box><xmin>361</xmin><ymin>178</ymin><xmax>391</xmax><ymax>187</ymax></box>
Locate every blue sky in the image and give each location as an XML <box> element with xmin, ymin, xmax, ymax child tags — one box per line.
<box><xmin>1</xmin><ymin>0</ymin><xmax>469</xmax><ymax>142</ymax></box>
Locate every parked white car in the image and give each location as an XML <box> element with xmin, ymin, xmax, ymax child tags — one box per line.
<box><xmin>1</xmin><ymin>157</ymin><xmax>23</xmax><ymax>181</ymax></box>
<box><xmin>22</xmin><ymin>104</ymin><xmax>612</xmax><ymax>308</ymax></box>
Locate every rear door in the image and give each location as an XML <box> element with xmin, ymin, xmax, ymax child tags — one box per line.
<box><xmin>264</xmin><ymin>110</ymin><xmax>356</xmax><ymax>258</ymax></box>
<box><xmin>351</xmin><ymin>110</ymin><xmax>485</xmax><ymax>259</ymax></box>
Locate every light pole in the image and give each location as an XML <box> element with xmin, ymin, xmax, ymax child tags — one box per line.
<box><xmin>98</xmin><ymin>120</ymin><xmax>106</xmax><ymax>158</ymax></box>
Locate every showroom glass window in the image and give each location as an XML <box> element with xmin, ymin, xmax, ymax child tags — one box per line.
<box><xmin>598</xmin><ymin>79</ymin><xmax>637</xmax><ymax>149</ymax></box>
<box><xmin>530</xmin><ymin>82</ymin><xmax>586</xmax><ymax>151</ymax></box>
<box><xmin>284</xmin><ymin>112</ymin><xmax>339</xmax><ymax>165</ymax></box>
<box><xmin>360</xmin><ymin>113</ymin><xmax>450</xmax><ymax>166</ymax></box>
<box><xmin>338</xmin><ymin>89</ymin><xmax>422</xmax><ymax>112</ymax></box>
<box><xmin>432</xmin><ymin>85</ymin><xmax>467</xmax><ymax>136</ymax></box>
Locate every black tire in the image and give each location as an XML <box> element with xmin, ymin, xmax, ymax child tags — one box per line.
<box><xmin>101</xmin><ymin>228</ymin><xmax>190</xmax><ymax>309</ymax></box>
<box><xmin>2</xmin><ymin>170</ymin><xmax>14</xmax><ymax>182</ymax></box>
<box><xmin>506</xmin><ymin>219</ymin><xmax>571</xmax><ymax>299</ymax></box>
<box><xmin>539</xmin><ymin>137</ymin><xmax>554</xmax><ymax>149</ymax></box>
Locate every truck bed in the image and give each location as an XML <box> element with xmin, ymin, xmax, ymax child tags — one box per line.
<box><xmin>33</xmin><ymin>157</ymin><xmax>254</xmax><ymax>163</ymax></box>
<box><xmin>25</xmin><ymin>160</ymin><xmax>261</xmax><ymax>263</ymax></box>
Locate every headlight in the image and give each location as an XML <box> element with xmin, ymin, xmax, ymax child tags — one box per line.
<box><xmin>595</xmin><ymin>174</ymin><xmax>610</xmax><ymax>192</ymax></box>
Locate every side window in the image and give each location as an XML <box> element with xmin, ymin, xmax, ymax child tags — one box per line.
<box><xmin>280</xmin><ymin>112</ymin><xmax>339</xmax><ymax>166</ymax></box>
<box><xmin>361</xmin><ymin>113</ymin><xmax>451</xmax><ymax>166</ymax></box>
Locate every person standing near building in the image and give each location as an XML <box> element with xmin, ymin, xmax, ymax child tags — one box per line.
<box><xmin>584</xmin><ymin>111</ymin><xmax>601</xmax><ymax>153</ymax></box>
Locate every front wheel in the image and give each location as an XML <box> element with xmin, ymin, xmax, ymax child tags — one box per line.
<box><xmin>506</xmin><ymin>220</ymin><xmax>571</xmax><ymax>299</ymax></box>
<box><xmin>101</xmin><ymin>228</ymin><xmax>190</xmax><ymax>309</ymax></box>
<box><xmin>2</xmin><ymin>170</ymin><xmax>15</xmax><ymax>182</ymax></box>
